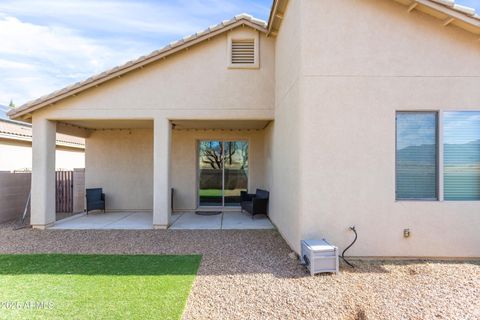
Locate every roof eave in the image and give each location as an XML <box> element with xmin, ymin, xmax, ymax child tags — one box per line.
<box><xmin>400</xmin><ymin>0</ymin><xmax>480</xmax><ymax>34</ymax></box>
<box><xmin>267</xmin><ymin>0</ymin><xmax>289</xmax><ymax>36</ymax></box>
<box><xmin>8</xmin><ymin>17</ymin><xmax>267</xmax><ymax>120</ymax></box>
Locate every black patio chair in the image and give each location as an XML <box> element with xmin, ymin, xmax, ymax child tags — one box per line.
<box><xmin>240</xmin><ymin>189</ymin><xmax>269</xmax><ymax>218</ymax></box>
<box><xmin>86</xmin><ymin>188</ymin><xmax>105</xmax><ymax>214</ymax></box>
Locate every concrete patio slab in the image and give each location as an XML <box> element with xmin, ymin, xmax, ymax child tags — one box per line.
<box><xmin>170</xmin><ymin>211</ymin><xmax>274</xmax><ymax>230</ymax></box>
<box><xmin>169</xmin><ymin>211</ymin><xmax>222</xmax><ymax>230</ymax></box>
<box><xmin>51</xmin><ymin>211</ymin><xmax>153</xmax><ymax>230</ymax></box>
<box><xmin>222</xmin><ymin>211</ymin><xmax>273</xmax><ymax>229</ymax></box>
<box><xmin>51</xmin><ymin>210</ymin><xmax>274</xmax><ymax>230</ymax></box>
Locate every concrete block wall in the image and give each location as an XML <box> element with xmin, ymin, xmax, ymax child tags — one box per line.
<box><xmin>0</xmin><ymin>171</ymin><xmax>31</xmax><ymax>223</ymax></box>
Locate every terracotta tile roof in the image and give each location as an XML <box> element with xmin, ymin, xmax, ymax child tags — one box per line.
<box><xmin>268</xmin><ymin>0</ymin><xmax>480</xmax><ymax>34</ymax></box>
<box><xmin>8</xmin><ymin>14</ymin><xmax>267</xmax><ymax>119</ymax></box>
<box><xmin>7</xmin><ymin>1</ymin><xmax>480</xmax><ymax>120</ymax></box>
<box><xmin>430</xmin><ymin>0</ymin><xmax>479</xmax><ymax>19</ymax></box>
<box><xmin>0</xmin><ymin>119</ymin><xmax>85</xmax><ymax>149</ymax></box>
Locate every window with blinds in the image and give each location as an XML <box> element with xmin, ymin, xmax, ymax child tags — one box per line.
<box><xmin>231</xmin><ymin>39</ymin><xmax>255</xmax><ymax>65</ymax></box>
<box><xmin>396</xmin><ymin>112</ymin><xmax>438</xmax><ymax>200</ymax></box>
<box><xmin>443</xmin><ymin>111</ymin><xmax>480</xmax><ymax>200</ymax></box>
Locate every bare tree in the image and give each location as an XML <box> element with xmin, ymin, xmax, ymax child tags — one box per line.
<box><xmin>201</xmin><ymin>141</ymin><xmax>223</xmax><ymax>169</ymax></box>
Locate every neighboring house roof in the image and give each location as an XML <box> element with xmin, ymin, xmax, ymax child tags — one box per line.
<box><xmin>7</xmin><ymin>0</ymin><xmax>480</xmax><ymax>120</ymax></box>
<box><xmin>7</xmin><ymin>14</ymin><xmax>267</xmax><ymax>120</ymax></box>
<box><xmin>0</xmin><ymin>119</ymin><xmax>85</xmax><ymax>149</ymax></box>
<box><xmin>0</xmin><ymin>104</ymin><xmax>10</xmax><ymax>120</ymax></box>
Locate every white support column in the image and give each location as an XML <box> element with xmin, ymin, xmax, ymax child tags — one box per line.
<box><xmin>153</xmin><ymin>117</ymin><xmax>171</xmax><ymax>229</ymax></box>
<box><xmin>31</xmin><ymin>117</ymin><xmax>56</xmax><ymax>229</ymax></box>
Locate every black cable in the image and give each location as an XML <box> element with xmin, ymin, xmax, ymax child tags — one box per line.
<box><xmin>341</xmin><ymin>226</ymin><xmax>357</xmax><ymax>268</ymax></box>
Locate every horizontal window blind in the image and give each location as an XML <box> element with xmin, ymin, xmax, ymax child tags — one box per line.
<box><xmin>444</xmin><ymin>111</ymin><xmax>480</xmax><ymax>200</ymax></box>
<box><xmin>396</xmin><ymin>112</ymin><xmax>438</xmax><ymax>200</ymax></box>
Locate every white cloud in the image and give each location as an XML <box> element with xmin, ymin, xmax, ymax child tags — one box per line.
<box><xmin>0</xmin><ymin>0</ymin><xmax>271</xmax><ymax>106</ymax></box>
<box><xmin>0</xmin><ymin>14</ymin><xmax>153</xmax><ymax>105</ymax></box>
<box><xmin>0</xmin><ymin>0</ymin><xmax>245</xmax><ymax>37</ymax></box>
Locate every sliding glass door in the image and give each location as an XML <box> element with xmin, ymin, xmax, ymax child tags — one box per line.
<box><xmin>198</xmin><ymin>140</ymin><xmax>248</xmax><ymax>207</ymax></box>
<box><xmin>224</xmin><ymin>141</ymin><xmax>249</xmax><ymax>206</ymax></box>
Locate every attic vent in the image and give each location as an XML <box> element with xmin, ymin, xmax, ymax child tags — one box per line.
<box><xmin>231</xmin><ymin>39</ymin><xmax>255</xmax><ymax>65</ymax></box>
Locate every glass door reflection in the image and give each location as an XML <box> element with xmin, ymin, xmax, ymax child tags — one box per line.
<box><xmin>198</xmin><ymin>141</ymin><xmax>223</xmax><ymax>207</ymax></box>
<box><xmin>223</xmin><ymin>141</ymin><xmax>248</xmax><ymax>207</ymax></box>
<box><xmin>198</xmin><ymin>140</ymin><xmax>248</xmax><ymax>207</ymax></box>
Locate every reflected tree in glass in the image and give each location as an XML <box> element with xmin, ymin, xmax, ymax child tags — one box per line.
<box><xmin>224</xmin><ymin>141</ymin><xmax>248</xmax><ymax>207</ymax></box>
<box><xmin>198</xmin><ymin>141</ymin><xmax>223</xmax><ymax>206</ymax></box>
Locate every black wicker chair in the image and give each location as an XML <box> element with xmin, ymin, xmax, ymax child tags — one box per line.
<box><xmin>240</xmin><ymin>189</ymin><xmax>269</xmax><ymax>218</ymax></box>
<box><xmin>86</xmin><ymin>188</ymin><xmax>105</xmax><ymax>214</ymax></box>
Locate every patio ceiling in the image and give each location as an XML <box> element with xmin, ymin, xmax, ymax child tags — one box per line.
<box><xmin>171</xmin><ymin>120</ymin><xmax>271</xmax><ymax>130</ymax></box>
<box><xmin>60</xmin><ymin>119</ymin><xmax>154</xmax><ymax>130</ymax></box>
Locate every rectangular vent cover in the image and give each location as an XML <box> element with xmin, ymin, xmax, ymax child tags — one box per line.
<box><xmin>231</xmin><ymin>39</ymin><xmax>255</xmax><ymax>65</ymax></box>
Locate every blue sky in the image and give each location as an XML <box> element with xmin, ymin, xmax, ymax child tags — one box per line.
<box><xmin>0</xmin><ymin>0</ymin><xmax>479</xmax><ymax>107</ymax></box>
<box><xmin>0</xmin><ymin>0</ymin><xmax>271</xmax><ymax>106</ymax></box>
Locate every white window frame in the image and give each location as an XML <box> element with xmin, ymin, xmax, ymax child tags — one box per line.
<box><xmin>395</xmin><ymin>110</ymin><xmax>439</xmax><ymax>201</ymax></box>
<box><xmin>396</xmin><ymin>109</ymin><xmax>480</xmax><ymax>202</ymax></box>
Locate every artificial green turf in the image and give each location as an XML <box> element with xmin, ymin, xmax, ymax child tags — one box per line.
<box><xmin>0</xmin><ymin>254</ymin><xmax>201</xmax><ymax>320</ymax></box>
<box><xmin>199</xmin><ymin>189</ymin><xmax>222</xmax><ymax>197</ymax></box>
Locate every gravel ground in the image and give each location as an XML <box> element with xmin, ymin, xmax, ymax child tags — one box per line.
<box><xmin>0</xmin><ymin>221</ymin><xmax>478</xmax><ymax>320</ymax></box>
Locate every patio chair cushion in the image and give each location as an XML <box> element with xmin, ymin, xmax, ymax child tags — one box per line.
<box><xmin>255</xmin><ymin>189</ymin><xmax>269</xmax><ymax>200</ymax></box>
<box><xmin>241</xmin><ymin>189</ymin><xmax>269</xmax><ymax>217</ymax></box>
<box><xmin>86</xmin><ymin>188</ymin><xmax>105</xmax><ymax>213</ymax></box>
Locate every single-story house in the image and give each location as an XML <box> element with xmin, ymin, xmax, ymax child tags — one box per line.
<box><xmin>0</xmin><ymin>110</ymin><xmax>85</xmax><ymax>171</ymax></box>
<box><xmin>8</xmin><ymin>0</ymin><xmax>480</xmax><ymax>257</ymax></box>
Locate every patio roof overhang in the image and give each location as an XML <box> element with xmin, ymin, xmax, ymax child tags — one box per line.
<box><xmin>171</xmin><ymin>120</ymin><xmax>271</xmax><ymax>130</ymax></box>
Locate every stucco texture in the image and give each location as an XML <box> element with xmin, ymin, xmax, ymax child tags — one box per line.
<box><xmin>29</xmin><ymin>26</ymin><xmax>275</xmax><ymax>121</ymax></box>
<box><xmin>85</xmin><ymin>128</ymin><xmax>268</xmax><ymax>212</ymax></box>
<box><xmin>21</xmin><ymin>1</ymin><xmax>480</xmax><ymax>257</ymax></box>
<box><xmin>85</xmin><ymin>129</ymin><xmax>153</xmax><ymax>211</ymax></box>
<box><xmin>294</xmin><ymin>0</ymin><xmax>480</xmax><ymax>257</ymax></box>
<box><xmin>0</xmin><ymin>139</ymin><xmax>84</xmax><ymax>172</ymax></box>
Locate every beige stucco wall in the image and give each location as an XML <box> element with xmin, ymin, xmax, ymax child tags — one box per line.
<box><xmin>23</xmin><ymin>0</ymin><xmax>480</xmax><ymax>256</ymax></box>
<box><xmin>171</xmin><ymin>129</ymin><xmax>267</xmax><ymax>210</ymax></box>
<box><xmin>26</xmin><ymin>24</ymin><xmax>274</xmax><ymax>228</ymax></box>
<box><xmin>30</xmin><ymin>26</ymin><xmax>275</xmax><ymax>122</ymax></box>
<box><xmin>0</xmin><ymin>139</ymin><xmax>84</xmax><ymax>172</ymax></box>
<box><xmin>85</xmin><ymin>128</ymin><xmax>267</xmax><ymax>211</ymax></box>
<box><xmin>266</xmin><ymin>0</ymin><xmax>303</xmax><ymax>251</ymax></box>
<box><xmin>294</xmin><ymin>0</ymin><xmax>480</xmax><ymax>257</ymax></box>
<box><xmin>85</xmin><ymin>129</ymin><xmax>153</xmax><ymax>211</ymax></box>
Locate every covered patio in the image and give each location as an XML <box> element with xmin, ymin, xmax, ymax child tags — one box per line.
<box><xmin>51</xmin><ymin>210</ymin><xmax>274</xmax><ymax>230</ymax></box>
<box><xmin>32</xmin><ymin>118</ymin><xmax>274</xmax><ymax>230</ymax></box>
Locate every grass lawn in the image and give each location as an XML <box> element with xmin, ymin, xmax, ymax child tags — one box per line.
<box><xmin>199</xmin><ymin>189</ymin><xmax>245</xmax><ymax>197</ymax></box>
<box><xmin>0</xmin><ymin>254</ymin><xmax>201</xmax><ymax>320</ymax></box>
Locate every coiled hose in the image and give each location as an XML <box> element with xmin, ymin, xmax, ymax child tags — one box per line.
<box><xmin>341</xmin><ymin>226</ymin><xmax>357</xmax><ymax>268</ymax></box>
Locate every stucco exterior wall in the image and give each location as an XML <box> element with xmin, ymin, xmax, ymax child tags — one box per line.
<box><xmin>26</xmin><ymin>24</ymin><xmax>274</xmax><ymax>229</ymax></box>
<box><xmin>266</xmin><ymin>0</ymin><xmax>303</xmax><ymax>250</ymax></box>
<box><xmin>30</xmin><ymin>26</ymin><xmax>275</xmax><ymax>122</ymax></box>
<box><xmin>0</xmin><ymin>139</ymin><xmax>84</xmax><ymax>171</ymax></box>
<box><xmin>85</xmin><ymin>128</ymin><xmax>267</xmax><ymax>211</ymax></box>
<box><xmin>171</xmin><ymin>129</ymin><xmax>267</xmax><ymax>210</ymax></box>
<box><xmin>297</xmin><ymin>0</ymin><xmax>480</xmax><ymax>257</ymax></box>
<box><xmin>85</xmin><ymin>129</ymin><xmax>153</xmax><ymax>211</ymax></box>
